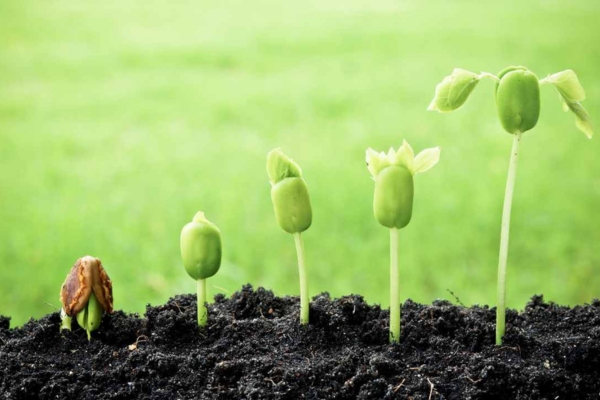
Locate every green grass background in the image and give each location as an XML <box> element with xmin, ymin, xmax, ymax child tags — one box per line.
<box><xmin>1</xmin><ymin>0</ymin><xmax>599</xmax><ymax>326</ymax></box>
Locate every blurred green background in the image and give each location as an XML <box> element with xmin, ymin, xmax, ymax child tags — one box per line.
<box><xmin>1</xmin><ymin>0</ymin><xmax>599</xmax><ymax>327</ymax></box>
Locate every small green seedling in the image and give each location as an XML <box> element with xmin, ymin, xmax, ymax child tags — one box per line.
<box><xmin>180</xmin><ymin>211</ymin><xmax>222</xmax><ymax>327</ymax></box>
<box><xmin>267</xmin><ymin>148</ymin><xmax>312</xmax><ymax>325</ymax></box>
<box><xmin>60</xmin><ymin>256</ymin><xmax>114</xmax><ymax>340</ymax></box>
<box><xmin>429</xmin><ymin>67</ymin><xmax>593</xmax><ymax>345</ymax></box>
<box><xmin>366</xmin><ymin>141</ymin><xmax>440</xmax><ymax>343</ymax></box>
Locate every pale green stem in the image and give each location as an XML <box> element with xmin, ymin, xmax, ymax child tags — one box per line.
<box><xmin>389</xmin><ymin>228</ymin><xmax>400</xmax><ymax>343</ymax></box>
<box><xmin>496</xmin><ymin>132</ymin><xmax>522</xmax><ymax>345</ymax></box>
<box><xmin>478</xmin><ymin>72</ymin><xmax>500</xmax><ymax>82</ymax></box>
<box><xmin>60</xmin><ymin>309</ymin><xmax>72</xmax><ymax>331</ymax></box>
<box><xmin>293</xmin><ymin>232</ymin><xmax>309</xmax><ymax>325</ymax></box>
<box><xmin>538</xmin><ymin>77</ymin><xmax>552</xmax><ymax>85</ymax></box>
<box><xmin>197</xmin><ymin>278</ymin><xmax>207</xmax><ymax>327</ymax></box>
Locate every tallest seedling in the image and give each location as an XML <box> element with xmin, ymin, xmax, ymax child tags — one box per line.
<box><xmin>267</xmin><ymin>149</ymin><xmax>313</xmax><ymax>325</ymax></box>
<box><xmin>429</xmin><ymin>66</ymin><xmax>593</xmax><ymax>345</ymax></box>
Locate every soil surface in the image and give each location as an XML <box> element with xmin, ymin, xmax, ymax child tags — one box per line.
<box><xmin>1</xmin><ymin>285</ymin><xmax>599</xmax><ymax>399</ymax></box>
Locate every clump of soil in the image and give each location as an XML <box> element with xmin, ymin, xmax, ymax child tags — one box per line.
<box><xmin>1</xmin><ymin>285</ymin><xmax>599</xmax><ymax>399</ymax></box>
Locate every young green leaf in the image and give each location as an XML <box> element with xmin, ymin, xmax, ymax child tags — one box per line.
<box><xmin>366</xmin><ymin>148</ymin><xmax>390</xmax><ymax>178</ymax></box>
<box><xmin>542</xmin><ymin>70</ymin><xmax>586</xmax><ymax>102</ymax></box>
<box><xmin>267</xmin><ymin>148</ymin><xmax>303</xmax><ymax>185</ymax></box>
<box><xmin>428</xmin><ymin>69</ymin><xmax>481</xmax><ymax>112</ymax></box>
<box><xmin>567</xmin><ymin>101</ymin><xmax>593</xmax><ymax>139</ymax></box>
<box><xmin>542</xmin><ymin>70</ymin><xmax>593</xmax><ymax>139</ymax></box>
<box><xmin>412</xmin><ymin>147</ymin><xmax>441</xmax><ymax>175</ymax></box>
<box><xmin>394</xmin><ymin>140</ymin><xmax>414</xmax><ymax>170</ymax></box>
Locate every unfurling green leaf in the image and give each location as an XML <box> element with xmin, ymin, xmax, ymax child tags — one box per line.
<box><xmin>394</xmin><ymin>140</ymin><xmax>414</xmax><ymax>170</ymax></box>
<box><xmin>412</xmin><ymin>147</ymin><xmax>441</xmax><ymax>175</ymax></box>
<box><xmin>267</xmin><ymin>148</ymin><xmax>303</xmax><ymax>185</ymax></box>
<box><xmin>366</xmin><ymin>141</ymin><xmax>440</xmax><ymax>178</ymax></box>
<box><xmin>428</xmin><ymin>69</ymin><xmax>481</xmax><ymax>112</ymax></box>
<box><xmin>366</xmin><ymin>148</ymin><xmax>391</xmax><ymax>178</ymax></box>
<box><xmin>543</xmin><ymin>70</ymin><xmax>586</xmax><ymax>102</ymax></box>
<box><xmin>544</xmin><ymin>70</ymin><xmax>593</xmax><ymax>139</ymax></box>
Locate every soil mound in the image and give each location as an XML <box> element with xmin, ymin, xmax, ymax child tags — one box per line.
<box><xmin>1</xmin><ymin>286</ymin><xmax>599</xmax><ymax>399</ymax></box>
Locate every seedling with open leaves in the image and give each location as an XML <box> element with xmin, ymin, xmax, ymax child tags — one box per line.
<box><xmin>429</xmin><ymin>66</ymin><xmax>593</xmax><ymax>345</ymax></box>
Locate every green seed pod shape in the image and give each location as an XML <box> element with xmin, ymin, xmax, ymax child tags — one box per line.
<box><xmin>495</xmin><ymin>67</ymin><xmax>540</xmax><ymax>134</ymax></box>
<box><xmin>271</xmin><ymin>177</ymin><xmax>312</xmax><ymax>234</ymax></box>
<box><xmin>76</xmin><ymin>291</ymin><xmax>103</xmax><ymax>335</ymax></box>
<box><xmin>180</xmin><ymin>213</ymin><xmax>222</xmax><ymax>280</ymax></box>
<box><xmin>373</xmin><ymin>165</ymin><xmax>414</xmax><ymax>229</ymax></box>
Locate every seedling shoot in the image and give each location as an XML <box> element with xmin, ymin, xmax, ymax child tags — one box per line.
<box><xmin>366</xmin><ymin>140</ymin><xmax>440</xmax><ymax>343</ymax></box>
<box><xmin>429</xmin><ymin>66</ymin><xmax>593</xmax><ymax>345</ymax></box>
<box><xmin>267</xmin><ymin>149</ymin><xmax>313</xmax><ymax>325</ymax></box>
<box><xmin>180</xmin><ymin>211</ymin><xmax>223</xmax><ymax>327</ymax></box>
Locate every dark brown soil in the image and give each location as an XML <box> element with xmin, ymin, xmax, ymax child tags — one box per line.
<box><xmin>1</xmin><ymin>285</ymin><xmax>600</xmax><ymax>399</ymax></box>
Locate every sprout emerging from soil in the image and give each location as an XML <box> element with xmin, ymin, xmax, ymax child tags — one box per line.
<box><xmin>366</xmin><ymin>141</ymin><xmax>440</xmax><ymax>343</ymax></box>
<box><xmin>60</xmin><ymin>256</ymin><xmax>114</xmax><ymax>340</ymax></box>
<box><xmin>267</xmin><ymin>148</ymin><xmax>313</xmax><ymax>325</ymax></box>
<box><xmin>429</xmin><ymin>66</ymin><xmax>593</xmax><ymax>345</ymax></box>
<box><xmin>180</xmin><ymin>211</ymin><xmax>223</xmax><ymax>327</ymax></box>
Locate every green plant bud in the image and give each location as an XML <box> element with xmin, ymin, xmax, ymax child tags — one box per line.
<box><xmin>180</xmin><ymin>212</ymin><xmax>222</xmax><ymax>280</ymax></box>
<box><xmin>267</xmin><ymin>149</ymin><xmax>312</xmax><ymax>234</ymax></box>
<box><xmin>373</xmin><ymin>165</ymin><xmax>414</xmax><ymax>229</ymax></box>
<box><xmin>495</xmin><ymin>67</ymin><xmax>540</xmax><ymax>134</ymax></box>
<box><xmin>76</xmin><ymin>292</ymin><xmax>103</xmax><ymax>340</ymax></box>
<box><xmin>267</xmin><ymin>148</ymin><xmax>302</xmax><ymax>184</ymax></box>
<box><xmin>271</xmin><ymin>177</ymin><xmax>312</xmax><ymax>234</ymax></box>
